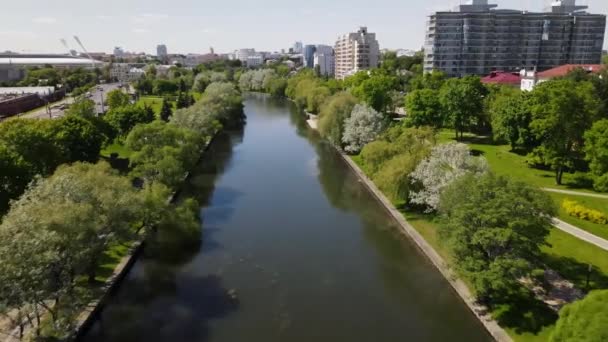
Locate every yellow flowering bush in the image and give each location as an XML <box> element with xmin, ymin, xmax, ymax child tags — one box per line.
<box><xmin>562</xmin><ymin>199</ymin><xmax>608</xmax><ymax>225</ymax></box>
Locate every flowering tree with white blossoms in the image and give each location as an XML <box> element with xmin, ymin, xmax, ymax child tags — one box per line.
<box><xmin>410</xmin><ymin>142</ymin><xmax>488</xmax><ymax>211</ymax></box>
<box><xmin>342</xmin><ymin>104</ymin><xmax>386</xmax><ymax>153</ymax></box>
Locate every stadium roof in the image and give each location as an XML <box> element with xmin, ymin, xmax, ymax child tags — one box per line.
<box><xmin>0</xmin><ymin>57</ymin><xmax>103</xmax><ymax>67</ymax></box>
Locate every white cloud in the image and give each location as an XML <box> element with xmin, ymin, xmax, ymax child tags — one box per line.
<box><xmin>32</xmin><ymin>16</ymin><xmax>57</xmax><ymax>24</ymax></box>
<box><xmin>201</xmin><ymin>28</ymin><xmax>218</xmax><ymax>34</ymax></box>
<box><xmin>132</xmin><ymin>28</ymin><xmax>149</xmax><ymax>34</ymax></box>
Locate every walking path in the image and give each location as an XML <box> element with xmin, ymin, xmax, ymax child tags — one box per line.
<box><xmin>552</xmin><ymin>218</ymin><xmax>608</xmax><ymax>251</ymax></box>
<box><xmin>543</xmin><ymin>188</ymin><xmax>608</xmax><ymax>199</ymax></box>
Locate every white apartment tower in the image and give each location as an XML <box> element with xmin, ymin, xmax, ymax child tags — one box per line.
<box><xmin>334</xmin><ymin>27</ymin><xmax>380</xmax><ymax>79</ymax></box>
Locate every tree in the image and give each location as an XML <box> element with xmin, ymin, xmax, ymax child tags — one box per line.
<box><xmin>153</xmin><ymin>79</ymin><xmax>179</xmax><ymax>95</ymax></box>
<box><xmin>104</xmin><ymin>105</ymin><xmax>155</xmax><ymax>136</ymax></box>
<box><xmin>488</xmin><ymin>88</ymin><xmax>536</xmax><ymax>151</ymax></box>
<box><xmin>439</xmin><ymin>76</ymin><xmax>486</xmax><ymax>139</ymax></box>
<box><xmin>49</xmin><ymin>115</ymin><xmax>106</xmax><ymax>163</ymax></box>
<box><xmin>404</xmin><ymin>89</ymin><xmax>444</xmax><ymax>128</ymax></box>
<box><xmin>199</xmin><ymin>82</ymin><xmax>244</xmax><ymax>128</ymax></box>
<box><xmin>360</xmin><ymin>141</ymin><xmax>399</xmax><ymax>174</ymax></box>
<box><xmin>550</xmin><ymin>290</ymin><xmax>608</xmax><ymax>342</ymax></box>
<box><xmin>65</xmin><ymin>98</ymin><xmax>96</xmax><ymax>118</ymax></box>
<box><xmin>0</xmin><ymin>143</ymin><xmax>29</xmax><ymax>213</ymax></box>
<box><xmin>105</xmin><ymin>89</ymin><xmax>130</xmax><ymax>109</ymax></box>
<box><xmin>529</xmin><ymin>79</ymin><xmax>601</xmax><ymax>184</ymax></box>
<box><xmin>126</xmin><ymin>121</ymin><xmax>202</xmax><ymax>188</ymax></box>
<box><xmin>584</xmin><ymin>119</ymin><xmax>608</xmax><ymax>192</ymax></box>
<box><xmin>410</xmin><ymin>143</ymin><xmax>488</xmax><ymax>211</ymax></box>
<box><xmin>439</xmin><ymin>173</ymin><xmax>555</xmax><ymax>302</ymax></box>
<box><xmin>160</xmin><ymin>97</ymin><xmax>173</xmax><ymax>122</ymax></box>
<box><xmin>342</xmin><ymin>105</ymin><xmax>386</xmax><ymax>153</ymax></box>
<box><xmin>352</xmin><ymin>74</ymin><xmax>398</xmax><ymax>112</ymax></box>
<box><xmin>306</xmin><ymin>86</ymin><xmax>330</xmax><ymax>114</ymax></box>
<box><xmin>409</xmin><ymin>71</ymin><xmax>446</xmax><ymax>91</ymax></box>
<box><xmin>176</xmin><ymin>92</ymin><xmax>190</xmax><ymax>109</ymax></box>
<box><xmin>318</xmin><ymin>92</ymin><xmax>359</xmax><ymax>148</ymax></box>
<box><xmin>373</xmin><ymin>154</ymin><xmax>419</xmax><ymax>204</ymax></box>
<box><xmin>268</xmin><ymin>77</ymin><xmax>287</xmax><ymax>97</ymax></box>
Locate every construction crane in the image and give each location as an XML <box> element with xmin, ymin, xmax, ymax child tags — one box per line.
<box><xmin>73</xmin><ymin>36</ymin><xmax>96</xmax><ymax>69</ymax></box>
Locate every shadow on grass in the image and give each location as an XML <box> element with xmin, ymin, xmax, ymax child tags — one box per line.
<box><xmin>542</xmin><ymin>253</ymin><xmax>608</xmax><ymax>291</ymax></box>
<box><xmin>492</xmin><ymin>291</ymin><xmax>558</xmax><ymax>335</ymax></box>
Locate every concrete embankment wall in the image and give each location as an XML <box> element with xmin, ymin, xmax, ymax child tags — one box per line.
<box><xmin>304</xmin><ymin>118</ymin><xmax>511</xmax><ymax>342</ymax></box>
<box><xmin>72</xmin><ymin>133</ymin><xmax>220</xmax><ymax>340</ymax></box>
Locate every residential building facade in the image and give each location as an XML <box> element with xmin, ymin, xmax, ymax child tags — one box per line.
<box><xmin>334</xmin><ymin>27</ymin><xmax>380</xmax><ymax>79</ymax></box>
<box><xmin>156</xmin><ymin>44</ymin><xmax>168</xmax><ymax>61</ymax></box>
<box><xmin>424</xmin><ymin>0</ymin><xmax>606</xmax><ymax>77</ymax></box>
<box><xmin>314</xmin><ymin>45</ymin><xmax>335</xmax><ymax>76</ymax></box>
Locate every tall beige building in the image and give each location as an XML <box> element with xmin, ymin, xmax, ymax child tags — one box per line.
<box><xmin>334</xmin><ymin>27</ymin><xmax>380</xmax><ymax>79</ymax></box>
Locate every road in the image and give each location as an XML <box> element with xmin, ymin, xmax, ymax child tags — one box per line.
<box><xmin>18</xmin><ymin>83</ymin><xmax>122</xmax><ymax>120</ymax></box>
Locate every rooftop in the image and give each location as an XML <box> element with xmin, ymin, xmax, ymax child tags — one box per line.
<box><xmin>538</xmin><ymin>64</ymin><xmax>605</xmax><ymax>78</ymax></box>
<box><xmin>481</xmin><ymin>71</ymin><xmax>521</xmax><ymax>85</ymax></box>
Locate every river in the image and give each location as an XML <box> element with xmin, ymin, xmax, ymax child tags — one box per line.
<box><xmin>82</xmin><ymin>93</ymin><xmax>491</xmax><ymax>342</ymax></box>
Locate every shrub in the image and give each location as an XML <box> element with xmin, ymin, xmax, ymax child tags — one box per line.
<box><xmin>594</xmin><ymin>174</ymin><xmax>608</xmax><ymax>193</ymax></box>
<box><xmin>562</xmin><ymin>199</ymin><xmax>608</xmax><ymax>225</ymax></box>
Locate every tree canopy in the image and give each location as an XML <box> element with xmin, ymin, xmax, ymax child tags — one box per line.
<box><xmin>550</xmin><ymin>290</ymin><xmax>608</xmax><ymax>342</ymax></box>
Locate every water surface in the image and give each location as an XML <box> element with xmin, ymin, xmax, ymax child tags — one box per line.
<box><xmin>83</xmin><ymin>94</ymin><xmax>491</xmax><ymax>342</ymax></box>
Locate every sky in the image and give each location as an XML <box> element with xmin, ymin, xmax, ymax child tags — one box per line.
<box><xmin>1</xmin><ymin>0</ymin><xmax>607</xmax><ymax>55</ymax></box>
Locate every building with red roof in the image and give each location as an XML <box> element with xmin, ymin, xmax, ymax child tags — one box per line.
<box><xmin>481</xmin><ymin>71</ymin><xmax>522</xmax><ymax>86</ymax></box>
<box><xmin>520</xmin><ymin>64</ymin><xmax>606</xmax><ymax>91</ymax></box>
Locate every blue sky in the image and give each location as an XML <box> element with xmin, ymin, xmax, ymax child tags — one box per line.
<box><xmin>2</xmin><ymin>0</ymin><xmax>607</xmax><ymax>54</ymax></box>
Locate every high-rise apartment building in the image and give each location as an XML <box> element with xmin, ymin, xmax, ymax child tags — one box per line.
<box><xmin>334</xmin><ymin>27</ymin><xmax>380</xmax><ymax>79</ymax></box>
<box><xmin>157</xmin><ymin>44</ymin><xmax>167</xmax><ymax>58</ymax></box>
<box><xmin>424</xmin><ymin>0</ymin><xmax>606</xmax><ymax>77</ymax></box>
<box><xmin>314</xmin><ymin>45</ymin><xmax>335</xmax><ymax>76</ymax></box>
<box><xmin>293</xmin><ymin>41</ymin><xmax>304</xmax><ymax>54</ymax></box>
<box><xmin>303</xmin><ymin>45</ymin><xmax>317</xmax><ymax>68</ymax></box>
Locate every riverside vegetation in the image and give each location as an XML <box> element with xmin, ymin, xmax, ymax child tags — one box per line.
<box><xmin>238</xmin><ymin>52</ymin><xmax>608</xmax><ymax>341</ymax></box>
<box><xmin>0</xmin><ymin>63</ymin><xmax>245</xmax><ymax>340</ymax></box>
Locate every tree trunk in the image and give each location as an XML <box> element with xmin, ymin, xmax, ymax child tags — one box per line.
<box><xmin>556</xmin><ymin>166</ymin><xmax>564</xmax><ymax>185</ymax></box>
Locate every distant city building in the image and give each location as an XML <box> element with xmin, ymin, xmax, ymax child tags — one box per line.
<box><xmin>314</xmin><ymin>45</ymin><xmax>335</xmax><ymax>76</ymax></box>
<box><xmin>246</xmin><ymin>54</ymin><xmax>264</xmax><ymax>67</ymax></box>
<box><xmin>303</xmin><ymin>45</ymin><xmax>317</xmax><ymax>68</ymax></box>
<box><xmin>156</xmin><ymin>44</ymin><xmax>168</xmax><ymax>61</ymax></box>
<box><xmin>113</xmin><ymin>47</ymin><xmax>125</xmax><ymax>58</ymax></box>
<box><xmin>334</xmin><ymin>27</ymin><xmax>380</xmax><ymax>79</ymax></box>
<box><xmin>520</xmin><ymin>63</ymin><xmax>605</xmax><ymax>91</ymax></box>
<box><xmin>293</xmin><ymin>41</ymin><xmax>304</xmax><ymax>54</ymax></box>
<box><xmin>424</xmin><ymin>0</ymin><xmax>607</xmax><ymax>77</ymax></box>
<box><xmin>0</xmin><ymin>86</ymin><xmax>66</xmax><ymax>118</ymax></box>
<box><xmin>237</xmin><ymin>49</ymin><xmax>256</xmax><ymax>63</ymax></box>
<box><xmin>395</xmin><ymin>49</ymin><xmax>417</xmax><ymax>57</ymax></box>
<box><xmin>110</xmin><ymin>63</ymin><xmax>145</xmax><ymax>83</ymax></box>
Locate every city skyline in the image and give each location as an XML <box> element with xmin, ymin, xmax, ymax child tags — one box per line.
<box><xmin>2</xmin><ymin>0</ymin><xmax>608</xmax><ymax>54</ymax></box>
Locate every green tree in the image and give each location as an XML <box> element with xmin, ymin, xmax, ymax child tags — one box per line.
<box><xmin>199</xmin><ymin>82</ymin><xmax>244</xmax><ymax>128</ymax></box>
<box><xmin>404</xmin><ymin>89</ymin><xmax>444</xmax><ymax>128</ymax></box>
<box><xmin>65</xmin><ymin>98</ymin><xmax>96</xmax><ymax>118</ymax></box>
<box><xmin>439</xmin><ymin>76</ymin><xmax>486</xmax><ymax>140</ymax></box>
<box><xmin>584</xmin><ymin>119</ymin><xmax>608</xmax><ymax>192</ymax></box>
<box><xmin>439</xmin><ymin>173</ymin><xmax>555</xmax><ymax>302</ymax></box>
<box><xmin>126</xmin><ymin>121</ymin><xmax>202</xmax><ymax>188</ymax></box>
<box><xmin>488</xmin><ymin>88</ymin><xmax>536</xmax><ymax>151</ymax></box>
<box><xmin>0</xmin><ymin>143</ymin><xmax>29</xmax><ymax>213</ymax></box>
<box><xmin>105</xmin><ymin>89</ymin><xmax>130</xmax><ymax>109</ymax></box>
<box><xmin>529</xmin><ymin>79</ymin><xmax>601</xmax><ymax>184</ymax></box>
<box><xmin>306</xmin><ymin>86</ymin><xmax>331</xmax><ymax>114</ymax></box>
<box><xmin>49</xmin><ymin>115</ymin><xmax>106</xmax><ymax>163</ymax></box>
<box><xmin>550</xmin><ymin>290</ymin><xmax>608</xmax><ymax>342</ymax></box>
<box><xmin>409</xmin><ymin>71</ymin><xmax>446</xmax><ymax>91</ymax></box>
<box><xmin>160</xmin><ymin>97</ymin><xmax>173</xmax><ymax>122</ymax></box>
<box><xmin>318</xmin><ymin>92</ymin><xmax>359</xmax><ymax>148</ymax></box>
<box><xmin>352</xmin><ymin>74</ymin><xmax>398</xmax><ymax>112</ymax></box>
<box><xmin>268</xmin><ymin>77</ymin><xmax>288</xmax><ymax>97</ymax></box>
<box><xmin>104</xmin><ymin>105</ymin><xmax>155</xmax><ymax>136</ymax></box>
<box><xmin>176</xmin><ymin>92</ymin><xmax>190</xmax><ymax>109</ymax></box>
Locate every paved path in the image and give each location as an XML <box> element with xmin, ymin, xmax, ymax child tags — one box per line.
<box><xmin>543</xmin><ymin>188</ymin><xmax>608</xmax><ymax>199</ymax></box>
<box><xmin>552</xmin><ymin>218</ymin><xmax>608</xmax><ymax>251</ymax></box>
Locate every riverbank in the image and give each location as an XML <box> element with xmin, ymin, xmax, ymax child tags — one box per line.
<box><xmin>304</xmin><ymin>120</ymin><xmax>510</xmax><ymax>341</ymax></box>
<box><xmin>69</xmin><ymin>132</ymin><xmax>220</xmax><ymax>340</ymax></box>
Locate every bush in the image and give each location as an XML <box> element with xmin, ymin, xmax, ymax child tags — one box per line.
<box><xmin>594</xmin><ymin>174</ymin><xmax>608</xmax><ymax>193</ymax></box>
<box><xmin>562</xmin><ymin>199</ymin><xmax>608</xmax><ymax>224</ymax></box>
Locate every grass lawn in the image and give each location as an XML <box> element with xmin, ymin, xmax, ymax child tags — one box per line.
<box><xmin>350</xmin><ymin>152</ymin><xmax>608</xmax><ymax>342</ymax></box>
<box><xmin>437</xmin><ymin>130</ymin><xmax>608</xmax><ymax>239</ymax></box>
<box><xmin>136</xmin><ymin>96</ymin><xmax>169</xmax><ymax>117</ymax></box>
<box><xmin>100</xmin><ymin>141</ymin><xmax>133</xmax><ymax>159</ymax></box>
